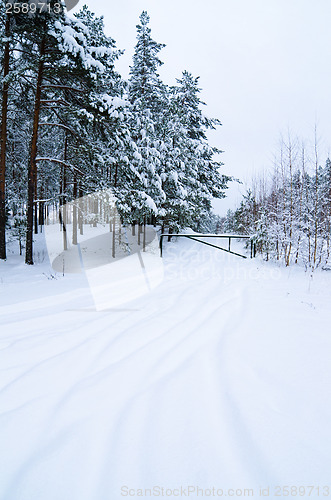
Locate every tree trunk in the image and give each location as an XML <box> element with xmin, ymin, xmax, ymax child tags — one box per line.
<box><xmin>118</xmin><ymin>218</ymin><xmax>121</xmax><ymax>244</ymax></box>
<box><xmin>78</xmin><ymin>186</ymin><xmax>83</xmax><ymax>235</ymax></box>
<box><xmin>313</xmin><ymin>140</ymin><xmax>319</xmax><ymax>268</ymax></box>
<box><xmin>38</xmin><ymin>184</ymin><xmax>44</xmax><ymax>232</ymax></box>
<box><xmin>112</xmin><ymin>215</ymin><xmax>116</xmax><ymax>258</ymax></box>
<box><xmin>72</xmin><ymin>173</ymin><xmax>78</xmax><ymax>245</ymax></box>
<box><xmin>61</xmin><ymin>132</ymin><xmax>68</xmax><ymax>251</ymax></box>
<box><xmin>34</xmin><ymin>199</ymin><xmax>38</xmax><ymax>234</ymax></box>
<box><xmin>0</xmin><ymin>15</ymin><xmax>10</xmax><ymax>260</ymax></box>
<box><xmin>114</xmin><ymin>163</ymin><xmax>118</xmax><ymax>187</ymax></box>
<box><xmin>143</xmin><ymin>217</ymin><xmax>146</xmax><ymax>252</ymax></box>
<box><xmin>25</xmin><ymin>33</ymin><xmax>46</xmax><ymax>265</ymax></box>
<box><xmin>285</xmin><ymin>140</ymin><xmax>293</xmax><ymax>267</ymax></box>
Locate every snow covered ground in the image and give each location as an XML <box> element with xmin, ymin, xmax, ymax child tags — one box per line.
<box><xmin>1</xmin><ymin>234</ymin><xmax>331</xmax><ymax>500</ymax></box>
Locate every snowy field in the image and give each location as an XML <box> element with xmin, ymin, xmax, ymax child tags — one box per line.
<box><xmin>1</xmin><ymin>234</ymin><xmax>331</xmax><ymax>500</ymax></box>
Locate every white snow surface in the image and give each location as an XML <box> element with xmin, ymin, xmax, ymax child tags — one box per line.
<box><xmin>1</xmin><ymin>235</ymin><xmax>331</xmax><ymax>499</ymax></box>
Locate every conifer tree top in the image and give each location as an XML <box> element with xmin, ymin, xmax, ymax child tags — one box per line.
<box><xmin>128</xmin><ymin>11</ymin><xmax>165</xmax><ymax>109</ymax></box>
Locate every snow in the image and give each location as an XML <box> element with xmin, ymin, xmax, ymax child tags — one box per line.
<box><xmin>133</xmin><ymin>151</ymin><xmax>142</xmax><ymax>161</ymax></box>
<box><xmin>90</xmin><ymin>46</ymin><xmax>113</xmax><ymax>58</ymax></box>
<box><xmin>100</xmin><ymin>95</ymin><xmax>128</xmax><ymax>118</ymax></box>
<box><xmin>139</xmin><ymin>192</ymin><xmax>158</xmax><ymax>213</ymax></box>
<box><xmin>1</xmin><ymin>235</ymin><xmax>331</xmax><ymax>499</ymax></box>
<box><xmin>169</xmin><ymin>170</ymin><xmax>178</xmax><ymax>184</ymax></box>
<box><xmin>64</xmin><ymin>15</ymin><xmax>89</xmax><ymax>36</ymax></box>
<box><xmin>52</xmin><ymin>20</ymin><xmax>110</xmax><ymax>75</ymax></box>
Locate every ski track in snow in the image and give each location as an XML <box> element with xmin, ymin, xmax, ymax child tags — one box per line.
<box><xmin>1</xmin><ymin>237</ymin><xmax>331</xmax><ymax>499</ymax></box>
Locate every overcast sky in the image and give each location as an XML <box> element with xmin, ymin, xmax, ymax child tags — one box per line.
<box><xmin>73</xmin><ymin>0</ymin><xmax>331</xmax><ymax>215</ymax></box>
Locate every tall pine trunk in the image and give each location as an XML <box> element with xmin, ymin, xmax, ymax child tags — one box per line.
<box><xmin>25</xmin><ymin>34</ymin><xmax>46</xmax><ymax>265</ymax></box>
<box><xmin>0</xmin><ymin>15</ymin><xmax>10</xmax><ymax>260</ymax></box>
<box><xmin>38</xmin><ymin>183</ymin><xmax>44</xmax><ymax>231</ymax></box>
<box><xmin>79</xmin><ymin>186</ymin><xmax>83</xmax><ymax>235</ymax></box>
<box><xmin>61</xmin><ymin>132</ymin><xmax>68</xmax><ymax>251</ymax></box>
<box><xmin>72</xmin><ymin>173</ymin><xmax>77</xmax><ymax>245</ymax></box>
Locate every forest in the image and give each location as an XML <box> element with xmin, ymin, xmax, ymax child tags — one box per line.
<box><xmin>224</xmin><ymin>134</ymin><xmax>331</xmax><ymax>270</ymax></box>
<box><xmin>0</xmin><ymin>1</ymin><xmax>230</xmax><ymax>264</ymax></box>
<box><xmin>1</xmin><ymin>4</ymin><xmax>331</xmax><ymax>498</ymax></box>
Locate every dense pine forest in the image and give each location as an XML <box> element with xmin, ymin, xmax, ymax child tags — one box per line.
<box><xmin>0</xmin><ymin>1</ymin><xmax>230</xmax><ymax>264</ymax></box>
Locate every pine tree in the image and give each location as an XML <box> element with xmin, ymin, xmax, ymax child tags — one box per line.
<box><xmin>128</xmin><ymin>11</ymin><xmax>165</xmax><ymax>112</ymax></box>
<box><xmin>0</xmin><ymin>8</ymin><xmax>11</xmax><ymax>259</ymax></box>
<box><xmin>7</xmin><ymin>1</ymin><xmax>68</xmax><ymax>263</ymax></box>
<box><xmin>166</xmin><ymin>71</ymin><xmax>230</xmax><ymax>230</ymax></box>
<box><xmin>127</xmin><ymin>11</ymin><xmax>166</xmax><ymax>225</ymax></box>
<box><xmin>1</xmin><ymin>6</ymin><xmax>233</xmax><ymax>264</ymax></box>
<box><xmin>11</xmin><ymin>3</ymin><xmax>124</xmax><ymax>262</ymax></box>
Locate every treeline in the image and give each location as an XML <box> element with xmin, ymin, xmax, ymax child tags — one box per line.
<box><xmin>0</xmin><ymin>2</ymin><xmax>229</xmax><ymax>264</ymax></box>
<box><xmin>225</xmin><ymin>135</ymin><xmax>331</xmax><ymax>269</ymax></box>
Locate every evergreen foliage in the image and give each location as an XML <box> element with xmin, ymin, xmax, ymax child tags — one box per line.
<box><xmin>0</xmin><ymin>7</ymin><xmax>229</xmax><ymax>263</ymax></box>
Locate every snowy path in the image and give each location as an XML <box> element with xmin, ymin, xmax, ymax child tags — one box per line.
<box><xmin>1</xmin><ymin>238</ymin><xmax>331</xmax><ymax>499</ymax></box>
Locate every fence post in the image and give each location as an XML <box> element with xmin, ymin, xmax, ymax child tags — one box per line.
<box><xmin>143</xmin><ymin>217</ymin><xmax>146</xmax><ymax>252</ymax></box>
<box><xmin>160</xmin><ymin>234</ymin><xmax>163</xmax><ymax>257</ymax></box>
